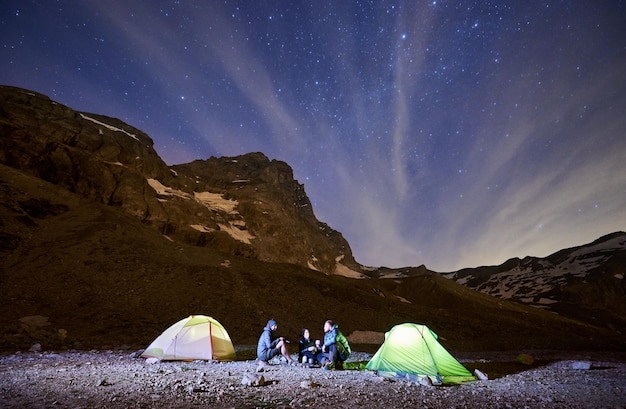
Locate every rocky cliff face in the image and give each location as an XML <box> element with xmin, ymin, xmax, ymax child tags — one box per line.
<box><xmin>171</xmin><ymin>154</ymin><xmax>358</xmax><ymax>272</ymax></box>
<box><xmin>0</xmin><ymin>85</ymin><xmax>357</xmax><ymax>275</ymax></box>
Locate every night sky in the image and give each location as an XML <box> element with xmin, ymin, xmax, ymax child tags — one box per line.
<box><xmin>2</xmin><ymin>1</ymin><xmax>625</xmax><ymax>271</ymax></box>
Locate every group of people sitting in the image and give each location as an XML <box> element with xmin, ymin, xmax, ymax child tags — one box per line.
<box><xmin>256</xmin><ymin>319</ymin><xmax>351</xmax><ymax>369</ymax></box>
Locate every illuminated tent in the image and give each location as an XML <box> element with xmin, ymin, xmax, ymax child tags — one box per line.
<box><xmin>141</xmin><ymin>315</ymin><xmax>236</xmax><ymax>361</ymax></box>
<box><xmin>366</xmin><ymin>323</ymin><xmax>474</xmax><ymax>385</ymax></box>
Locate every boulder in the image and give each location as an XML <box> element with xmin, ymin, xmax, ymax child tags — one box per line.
<box><xmin>571</xmin><ymin>361</ymin><xmax>591</xmax><ymax>370</ymax></box>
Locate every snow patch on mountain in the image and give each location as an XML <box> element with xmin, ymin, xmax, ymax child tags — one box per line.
<box><xmin>80</xmin><ymin>113</ymin><xmax>140</xmax><ymax>141</ymax></box>
<box><xmin>194</xmin><ymin>191</ymin><xmax>238</xmax><ymax>214</ymax></box>
<box><xmin>216</xmin><ymin>222</ymin><xmax>254</xmax><ymax>244</ymax></box>
<box><xmin>334</xmin><ymin>262</ymin><xmax>367</xmax><ymax>279</ymax></box>
<box><xmin>147</xmin><ymin>178</ymin><xmax>190</xmax><ymax>200</ymax></box>
<box><xmin>146</xmin><ymin>178</ymin><xmax>255</xmax><ymax>244</ymax></box>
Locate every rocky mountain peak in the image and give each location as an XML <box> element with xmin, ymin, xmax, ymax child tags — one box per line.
<box><xmin>0</xmin><ymin>85</ymin><xmax>357</xmax><ymax>275</ymax></box>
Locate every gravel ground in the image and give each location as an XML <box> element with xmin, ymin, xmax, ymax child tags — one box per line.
<box><xmin>1</xmin><ymin>348</ymin><xmax>625</xmax><ymax>408</ymax></box>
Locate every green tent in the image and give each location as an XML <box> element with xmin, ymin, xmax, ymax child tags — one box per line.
<box><xmin>366</xmin><ymin>323</ymin><xmax>474</xmax><ymax>385</ymax></box>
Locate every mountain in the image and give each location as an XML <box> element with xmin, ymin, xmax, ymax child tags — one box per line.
<box><xmin>1</xmin><ymin>85</ymin><xmax>624</xmax><ymax>353</ymax></box>
<box><xmin>442</xmin><ymin>233</ymin><xmax>626</xmax><ymax>331</ymax></box>
<box><xmin>0</xmin><ymin>85</ymin><xmax>358</xmax><ymax>276</ymax></box>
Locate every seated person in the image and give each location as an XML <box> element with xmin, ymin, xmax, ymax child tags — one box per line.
<box><xmin>318</xmin><ymin>319</ymin><xmax>351</xmax><ymax>369</ymax></box>
<box><xmin>298</xmin><ymin>328</ymin><xmax>318</xmax><ymax>364</ymax></box>
<box><xmin>256</xmin><ymin>319</ymin><xmax>295</xmax><ymax>365</ymax></box>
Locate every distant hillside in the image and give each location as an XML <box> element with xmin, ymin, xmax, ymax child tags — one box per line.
<box><xmin>443</xmin><ymin>232</ymin><xmax>626</xmax><ymax>332</ymax></box>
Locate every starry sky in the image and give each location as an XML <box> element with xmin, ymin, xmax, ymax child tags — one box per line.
<box><xmin>2</xmin><ymin>1</ymin><xmax>625</xmax><ymax>272</ymax></box>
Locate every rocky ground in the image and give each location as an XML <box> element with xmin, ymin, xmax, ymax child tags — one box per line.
<box><xmin>1</xmin><ymin>347</ymin><xmax>625</xmax><ymax>408</ymax></box>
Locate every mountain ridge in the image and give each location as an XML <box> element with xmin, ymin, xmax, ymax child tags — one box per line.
<box><xmin>443</xmin><ymin>232</ymin><xmax>626</xmax><ymax>331</ymax></box>
<box><xmin>1</xmin><ymin>85</ymin><xmax>623</xmax><ymax>352</ymax></box>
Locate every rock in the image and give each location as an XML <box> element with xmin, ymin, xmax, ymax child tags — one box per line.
<box><xmin>29</xmin><ymin>343</ymin><xmax>42</xmax><ymax>352</ymax></box>
<box><xmin>418</xmin><ymin>376</ymin><xmax>434</xmax><ymax>387</ymax></box>
<box><xmin>571</xmin><ymin>361</ymin><xmax>591</xmax><ymax>370</ymax></box>
<box><xmin>474</xmin><ymin>368</ymin><xmax>489</xmax><ymax>380</ymax></box>
<box><xmin>242</xmin><ymin>373</ymin><xmax>265</xmax><ymax>386</ymax></box>
<box><xmin>347</xmin><ymin>331</ymin><xmax>385</xmax><ymax>344</ymax></box>
<box><xmin>145</xmin><ymin>357</ymin><xmax>160</xmax><ymax>365</ymax></box>
<box><xmin>96</xmin><ymin>379</ymin><xmax>113</xmax><ymax>386</ymax></box>
<box><xmin>300</xmin><ymin>380</ymin><xmax>320</xmax><ymax>388</ymax></box>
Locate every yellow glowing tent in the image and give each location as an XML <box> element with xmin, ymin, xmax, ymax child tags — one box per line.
<box><xmin>141</xmin><ymin>315</ymin><xmax>236</xmax><ymax>361</ymax></box>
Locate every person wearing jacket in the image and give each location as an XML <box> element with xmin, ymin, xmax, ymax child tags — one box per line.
<box><xmin>318</xmin><ymin>319</ymin><xmax>351</xmax><ymax>369</ymax></box>
<box><xmin>256</xmin><ymin>319</ymin><xmax>295</xmax><ymax>365</ymax></box>
<box><xmin>298</xmin><ymin>328</ymin><xmax>318</xmax><ymax>364</ymax></box>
